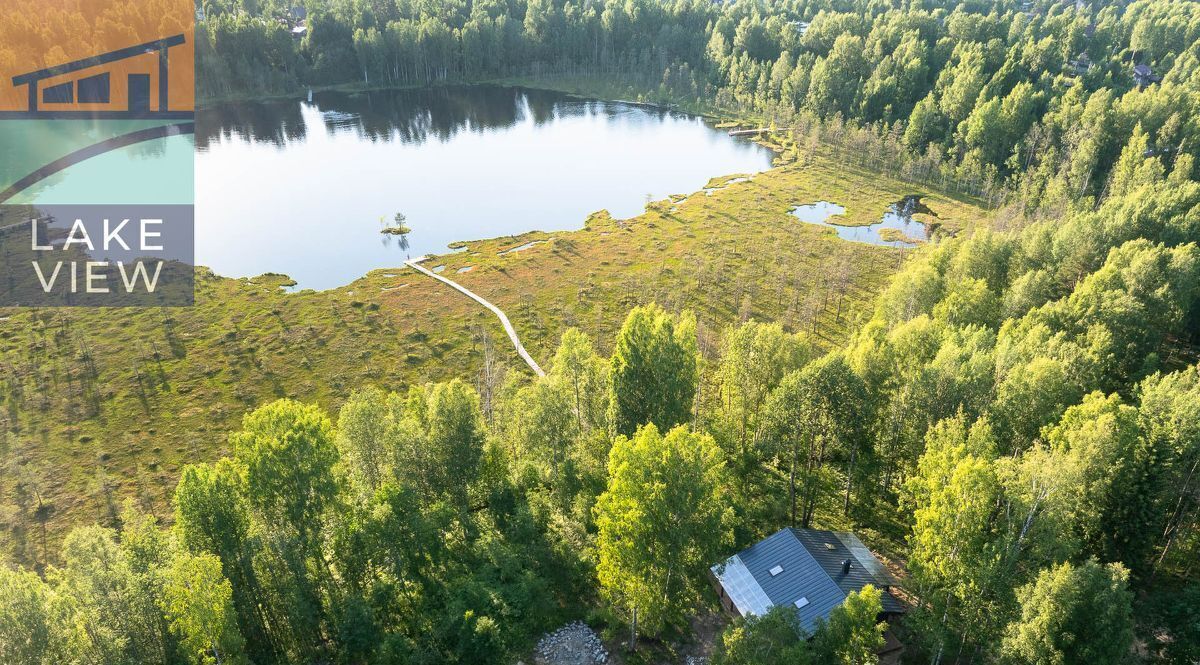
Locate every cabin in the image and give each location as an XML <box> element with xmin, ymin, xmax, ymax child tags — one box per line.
<box><xmin>284</xmin><ymin>6</ymin><xmax>308</xmax><ymax>37</ymax></box>
<box><xmin>1068</xmin><ymin>52</ymin><xmax>1092</xmax><ymax>76</ymax></box>
<box><xmin>711</xmin><ymin>528</ymin><xmax>906</xmax><ymax>663</ymax></box>
<box><xmin>8</xmin><ymin>35</ymin><xmax>187</xmax><ymax>118</ymax></box>
<box><xmin>1133</xmin><ymin>64</ymin><xmax>1161</xmax><ymax>88</ymax></box>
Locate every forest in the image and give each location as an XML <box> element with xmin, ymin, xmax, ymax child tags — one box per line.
<box><xmin>2</xmin><ymin>0</ymin><xmax>1200</xmax><ymax>663</ymax></box>
<box><xmin>195</xmin><ymin>0</ymin><xmax>1200</xmax><ymax>205</ymax></box>
<box><xmin>4</xmin><ymin>178</ymin><xmax>1199</xmax><ymax>663</ymax></box>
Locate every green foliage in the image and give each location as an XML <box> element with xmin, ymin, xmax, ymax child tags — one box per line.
<box><xmin>0</xmin><ymin>566</ymin><xmax>61</xmax><ymax>665</ymax></box>
<box><xmin>595</xmin><ymin>424</ymin><xmax>731</xmax><ymax>643</ymax></box>
<box><xmin>812</xmin><ymin>586</ymin><xmax>887</xmax><ymax>665</ymax></box>
<box><xmin>906</xmin><ymin>415</ymin><xmax>1009</xmax><ymax>657</ymax></box>
<box><xmin>162</xmin><ymin>552</ymin><xmax>247</xmax><ymax>665</ymax></box>
<box><xmin>335</xmin><ymin>386</ymin><xmax>400</xmax><ymax>496</ymax></box>
<box><xmin>881</xmin><ymin>164</ymin><xmax>1200</xmax><ymax>660</ymax></box>
<box><xmin>1137</xmin><ymin>367</ymin><xmax>1200</xmax><ymax>574</ymax></box>
<box><xmin>714</xmin><ymin>587</ymin><xmax>885</xmax><ymax>665</ymax></box>
<box><xmin>502</xmin><ymin>378</ymin><xmax>575</xmax><ymax>483</ymax></box>
<box><xmin>990</xmin><ymin>356</ymin><xmax>1080</xmax><ymax>453</ymax></box>
<box><xmin>0</xmin><ymin>375</ymin><xmax>586</xmax><ymax>664</ymax></box>
<box><xmin>8</xmin><ymin>2</ymin><xmax>1200</xmax><ymax>659</ymax></box>
<box><xmin>229</xmin><ymin>400</ymin><xmax>339</xmax><ymax>656</ymax></box>
<box><xmin>608</xmin><ymin>304</ymin><xmax>698</xmax><ymax>437</ymax></box>
<box><xmin>549</xmin><ymin>328</ymin><xmax>611</xmax><ymax>435</ymax></box>
<box><xmin>1141</xmin><ymin>583</ymin><xmax>1200</xmax><ymax>664</ymax></box>
<box><xmin>765</xmin><ymin>353</ymin><xmax>869</xmax><ymax>526</ymax></box>
<box><xmin>416</xmin><ymin>379</ymin><xmax>490</xmax><ymax>510</ymax></box>
<box><xmin>932</xmin><ymin>277</ymin><xmax>1000</xmax><ymax>328</ymax></box>
<box><xmin>713</xmin><ymin>605</ymin><xmax>812</xmax><ymax>665</ymax></box>
<box><xmin>1000</xmin><ymin>560</ymin><xmax>1134</xmax><ymax>665</ymax></box>
<box><xmin>232</xmin><ymin>399</ymin><xmax>339</xmax><ymax>541</ymax></box>
<box><xmin>50</xmin><ymin>525</ymin><xmax>173</xmax><ymax>665</ymax></box>
<box><xmin>713</xmin><ymin>319</ymin><xmax>812</xmax><ymax>461</ymax></box>
<box><xmin>171</xmin><ymin>458</ymin><xmax>268</xmax><ymax>662</ymax></box>
<box><xmin>1043</xmin><ymin>392</ymin><xmax>1160</xmax><ymax>568</ymax></box>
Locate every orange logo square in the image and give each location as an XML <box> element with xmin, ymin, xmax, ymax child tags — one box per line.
<box><xmin>0</xmin><ymin>0</ymin><xmax>194</xmax><ymax>118</ymax></box>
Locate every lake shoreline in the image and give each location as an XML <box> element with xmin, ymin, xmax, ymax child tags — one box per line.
<box><xmin>196</xmin><ymin>75</ymin><xmax>753</xmax><ymax>126</ymax></box>
<box><xmin>194</xmin><ymin>82</ymin><xmax>954</xmax><ymax>292</ymax></box>
<box><xmin>196</xmin><ymin>85</ymin><xmax>777</xmax><ymax>290</ymax></box>
<box><xmin>0</xmin><ymin>138</ymin><xmax>992</xmax><ymax>563</ymax></box>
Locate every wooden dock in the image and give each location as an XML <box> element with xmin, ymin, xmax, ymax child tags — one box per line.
<box><xmin>727</xmin><ymin>128</ymin><xmax>770</xmax><ymax>137</ymax></box>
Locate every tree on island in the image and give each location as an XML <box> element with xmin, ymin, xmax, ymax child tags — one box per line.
<box><xmin>380</xmin><ymin>212</ymin><xmax>411</xmax><ymax>251</ymax></box>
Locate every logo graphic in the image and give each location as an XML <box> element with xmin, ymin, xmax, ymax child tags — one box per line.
<box><xmin>6</xmin><ymin>35</ymin><xmax>190</xmax><ymax>120</ymax></box>
<box><xmin>0</xmin><ymin>0</ymin><xmax>195</xmax><ymax>306</ymax></box>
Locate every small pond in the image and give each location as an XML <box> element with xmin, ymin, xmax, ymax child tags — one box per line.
<box><xmin>791</xmin><ymin>196</ymin><xmax>931</xmax><ymax>248</ymax></box>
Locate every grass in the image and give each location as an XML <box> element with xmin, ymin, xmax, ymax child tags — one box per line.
<box><xmin>0</xmin><ymin>140</ymin><xmax>991</xmax><ymax>567</ymax></box>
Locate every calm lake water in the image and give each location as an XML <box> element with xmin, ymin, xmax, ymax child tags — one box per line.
<box><xmin>790</xmin><ymin>196</ymin><xmax>930</xmax><ymax>248</ymax></box>
<box><xmin>196</xmin><ymin>85</ymin><xmax>774</xmax><ymax>290</ymax></box>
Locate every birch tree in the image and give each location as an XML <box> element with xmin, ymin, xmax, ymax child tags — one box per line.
<box><xmin>595</xmin><ymin>424</ymin><xmax>732</xmax><ymax>649</ymax></box>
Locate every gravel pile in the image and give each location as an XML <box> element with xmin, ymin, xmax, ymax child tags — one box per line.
<box><xmin>534</xmin><ymin>621</ymin><xmax>609</xmax><ymax>665</ymax></box>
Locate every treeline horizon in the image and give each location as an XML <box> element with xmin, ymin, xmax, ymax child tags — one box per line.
<box><xmin>197</xmin><ymin>0</ymin><xmax>1200</xmax><ymax>206</ymax></box>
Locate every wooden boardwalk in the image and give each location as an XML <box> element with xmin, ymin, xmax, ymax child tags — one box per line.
<box><xmin>728</xmin><ymin>127</ymin><xmax>769</xmax><ymax>137</ymax></box>
<box><xmin>404</xmin><ymin>256</ymin><xmax>546</xmax><ymax>377</ymax></box>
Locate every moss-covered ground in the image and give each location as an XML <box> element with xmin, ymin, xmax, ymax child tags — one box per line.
<box><xmin>0</xmin><ymin>138</ymin><xmax>990</xmax><ymax>565</ymax></box>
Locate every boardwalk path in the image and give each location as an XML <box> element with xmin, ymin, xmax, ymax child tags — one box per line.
<box><xmin>404</xmin><ymin>257</ymin><xmax>546</xmax><ymax>377</ymax></box>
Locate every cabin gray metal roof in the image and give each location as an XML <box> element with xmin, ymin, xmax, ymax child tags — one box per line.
<box><xmin>791</xmin><ymin>529</ymin><xmax>905</xmax><ymax>614</ymax></box>
<box><xmin>711</xmin><ymin>528</ymin><xmax>904</xmax><ymax>634</ymax></box>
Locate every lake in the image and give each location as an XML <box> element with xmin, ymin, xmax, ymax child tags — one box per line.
<box><xmin>790</xmin><ymin>196</ymin><xmax>930</xmax><ymax>248</ymax></box>
<box><xmin>195</xmin><ymin>85</ymin><xmax>775</xmax><ymax>290</ymax></box>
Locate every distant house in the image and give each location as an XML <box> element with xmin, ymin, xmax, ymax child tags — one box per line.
<box><xmin>711</xmin><ymin>528</ymin><xmax>906</xmax><ymax>662</ymax></box>
<box><xmin>1133</xmin><ymin>64</ymin><xmax>1162</xmax><ymax>88</ymax></box>
<box><xmin>1069</xmin><ymin>52</ymin><xmax>1093</xmax><ymax>76</ymax></box>
<box><xmin>286</xmin><ymin>6</ymin><xmax>307</xmax><ymax>37</ymax></box>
